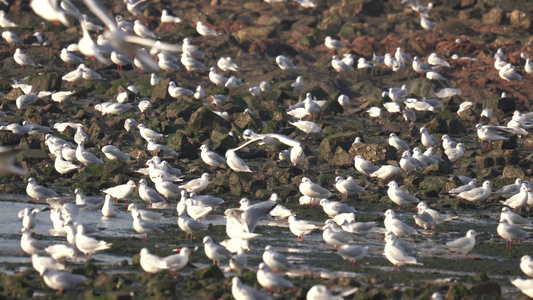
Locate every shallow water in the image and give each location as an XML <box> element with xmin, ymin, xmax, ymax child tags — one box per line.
<box><xmin>1</xmin><ymin>195</ymin><xmax>528</xmax><ymax>298</ymax></box>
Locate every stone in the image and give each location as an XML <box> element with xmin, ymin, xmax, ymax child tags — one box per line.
<box><xmin>237</xmin><ymin>26</ymin><xmax>276</xmax><ymax>41</ymax></box>
<box><xmin>317</xmin><ymin>14</ymin><xmax>343</xmax><ymax>34</ymax></box>
<box><xmin>446</xmin><ymin>283</ymin><xmax>472</xmax><ymax>299</ymax></box>
<box><xmin>188</xmin><ymin>107</ymin><xmax>231</xmax><ymax>133</ymax></box>
<box><xmin>23</xmin><ymin>72</ymin><xmax>62</xmax><ymax>92</ymax></box>
<box><xmin>231</xmin><ymin>111</ymin><xmax>264</xmax><ymax>132</ymax></box>
<box><xmin>482</xmin><ymin>8</ymin><xmax>503</xmax><ymax>25</ymax></box>
<box><xmin>330</xmin><ymin>146</ymin><xmax>353</xmax><ymax>167</ymax></box>
<box><xmin>338</xmin><ymin>24</ymin><xmax>358</xmax><ymax>40</ymax></box>
<box><xmin>502</xmin><ymin>165</ymin><xmax>525</xmax><ymax>178</ymax></box>
<box><xmin>423</xmin><ymin>162</ymin><xmax>454</xmax><ymax>175</ymax></box>
<box><xmin>460</xmin><ymin>0</ymin><xmax>476</xmax><ymax>8</ymax></box>
<box><xmin>349</xmin><ymin>143</ymin><xmax>398</xmax><ymax>164</ymax></box>
<box><xmin>88</xmin><ymin>118</ymin><xmax>119</xmax><ymax>142</ymax></box>
<box><xmin>510</xmin><ymin>10</ymin><xmax>531</xmax><ymax>30</ymax></box>
<box><xmin>167</xmin><ymin>133</ymin><xmax>196</xmax><ymax>159</ymax></box>
<box><xmin>319</xmin><ymin>132</ymin><xmax>358</xmax><ymax>161</ymax></box>
<box><xmin>470</xmin><ymin>282</ymin><xmax>501</xmax><ymax>299</ymax></box>
<box><xmin>149</xmin><ymin>78</ymin><xmax>171</xmax><ymax>103</ymax></box>
<box><xmin>497</xmin><ymin>97</ymin><xmax>516</xmax><ymax>113</ymax></box>
<box><xmin>165</xmin><ymin>101</ymin><xmax>202</xmax><ymax>122</ymax></box>
<box><xmin>228</xmin><ymin>172</ymin><xmax>267</xmax><ymax>196</ymax></box>
<box><xmin>423</xmin><ymin>117</ymin><xmax>448</xmax><ymax>133</ymax></box>
<box><xmin>351</xmin><ymin>0</ymin><xmax>384</xmax><ymax>17</ymax></box>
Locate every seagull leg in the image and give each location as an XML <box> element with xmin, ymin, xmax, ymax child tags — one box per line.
<box><xmin>455</xmin><ymin>252</ymin><xmax>459</xmax><ymax>260</ymax></box>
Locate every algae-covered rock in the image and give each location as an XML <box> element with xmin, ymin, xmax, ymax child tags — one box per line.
<box><xmin>497</xmin><ymin>97</ymin><xmax>516</xmax><ymax>113</ymax></box>
<box><xmin>191</xmin><ymin>265</ymin><xmax>225</xmax><ymax>279</ymax></box>
<box><xmin>231</xmin><ymin>111</ymin><xmax>264</xmax><ymax>132</ymax></box>
<box><xmin>446</xmin><ymin>282</ymin><xmax>472</xmax><ymax>299</ymax></box>
<box><xmin>165</xmin><ymin>100</ymin><xmax>202</xmax><ymax>122</ymax></box>
<box><xmin>189</xmin><ymin>107</ymin><xmax>231</xmax><ymax>133</ymax></box>
<box><xmin>237</xmin><ymin>26</ymin><xmax>276</xmax><ymax>40</ymax></box>
<box><xmin>349</xmin><ymin>143</ymin><xmax>397</xmax><ymax>164</ymax></box>
<box><xmin>228</xmin><ymin>172</ymin><xmax>267</xmax><ymax>196</ymax></box>
<box><xmin>330</xmin><ymin>146</ymin><xmax>353</xmax><ymax>167</ymax></box>
<box><xmin>167</xmin><ymin>133</ymin><xmax>196</xmax><ymax>159</ymax></box>
<box><xmin>150</xmin><ymin>78</ymin><xmax>171</xmax><ymax>103</ymax></box>
<box><xmin>470</xmin><ymin>281</ymin><xmax>501</xmax><ymax>299</ymax></box>
<box><xmin>23</xmin><ymin>72</ymin><xmax>62</xmax><ymax>92</ymax></box>
<box><xmin>319</xmin><ymin>132</ymin><xmax>358</xmax><ymax>161</ymax></box>
<box><xmin>423</xmin><ymin>162</ymin><xmax>454</xmax><ymax>175</ymax></box>
<box><xmin>88</xmin><ymin>118</ymin><xmax>119</xmax><ymax>142</ymax></box>
<box><xmin>210</xmin><ymin>128</ymin><xmax>238</xmax><ymax>153</ymax></box>
<box><xmin>501</xmin><ymin>165</ymin><xmax>525</xmax><ymax>178</ymax></box>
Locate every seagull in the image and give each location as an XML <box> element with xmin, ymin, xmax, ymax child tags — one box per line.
<box><xmin>231</xmin><ymin>276</ymin><xmax>273</xmax><ymax>300</ymax></box>
<box><xmin>520</xmin><ymin>255</ymin><xmax>533</xmax><ymax>277</ymax></box>
<box><xmin>18</xmin><ymin>207</ymin><xmax>45</xmax><ymax>231</ymax></box>
<box><xmin>500</xmin><ymin>207</ymin><xmax>532</xmax><ymax>226</ymax></box>
<box><xmin>21</xmin><ymin>229</ymin><xmax>47</xmax><ymax>255</ymax></box>
<box><xmin>14</xmin><ymin>48</ymin><xmax>37</xmax><ymax>70</ymax></box>
<box><xmin>511</xmin><ymin>278</ymin><xmax>533</xmax><ymax>298</ymax></box>
<box><xmin>53</xmin><ymin>150</ymin><xmax>80</xmax><ymax>176</ymax></box>
<box><xmin>139</xmin><ymin>248</ymin><xmax>168</xmax><ymax>273</ymax></box>
<box><xmin>354</xmin><ymin>156</ymin><xmax>379</xmax><ymax>176</ymax></box>
<box><xmin>427</xmin><ymin>53</ymin><xmax>450</xmax><ymax>68</ymax></box>
<box><xmin>42</xmin><ymin>268</ymin><xmax>86</xmax><ymax>295</ymax></box>
<box><xmin>45</xmin><ymin>244</ymin><xmax>77</xmax><ymax>261</ymax></box>
<box><xmin>444</xmin><ymin>143</ymin><xmax>465</xmax><ymax>164</ymax></box>
<box><xmin>208</xmin><ymin>67</ymin><xmax>229</xmax><ymax>86</ymax></box>
<box><xmin>257</xmin><ymin>262</ymin><xmax>293</xmax><ymax>292</ymax></box>
<box><xmin>384</xmin><ymin>233</ymin><xmax>422</xmax><ymax>271</ymax></box>
<box><xmin>132</xmin><ymin>212</ymin><xmax>164</xmax><ymax>242</ymax></box>
<box><xmin>101</xmin><ymin>194</ymin><xmax>119</xmax><ymax>218</ymax></box>
<box><xmin>500</xmin><ymin>184</ymin><xmax>529</xmax><ymax>212</ymax></box>
<box><xmin>199</xmin><ymin>144</ymin><xmax>226</xmax><ymax>171</ymax></box>
<box><xmin>218</xmin><ymin>57</ymin><xmax>241</xmax><ymax>72</ymax></box>
<box><xmin>387</xmin><ymin>181</ymin><xmax>420</xmax><ymax>211</ymax></box>
<box><xmin>228</xmin><ymin>247</ymin><xmax>247</xmax><ymax>276</ymax></box>
<box><xmin>441</xmin><ymin>134</ymin><xmax>458</xmax><ymax>150</ymax></box>
<box><xmin>416</xmin><ymin>202</ymin><xmax>452</xmax><ymax>224</ymax></box>
<box><xmin>275</xmin><ymin>55</ymin><xmax>297</xmax><ymax>70</ymax></box>
<box><xmin>476</xmin><ymin>124</ymin><xmax>514</xmax><ymax>149</ymax></box>
<box><xmin>102</xmin><ymin>180</ymin><xmax>136</xmax><ymax>203</ymax></box>
<box><xmin>2</xmin><ymin>31</ymin><xmax>23</xmax><ymax>50</ymax></box>
<box><xmin>388</xmin><ymin>133</ymin><xmax>410</xmax><ymax>150</ymax></box>
<box><xmin>334</xmin><ymin>176</ymin><xmax>364</xmax><ymax>198</ymax></box>
<box><xmin>161</xmin><ymin>9</ymin><xmax>181</xmax><ymax>23</ymax></box>
<box><xmin>196</xmin><ymin>21</ymin><xmax>219</xmax><ymax>40</ymax></box>
<box><xmin>263</xmin><ymin>245</ymin><xmax>295</xmax><ymax>273</ymax></box>
<box><xmin>137</xmin><ymin>123</ymin><xmax>163</xmax><ymax>142</ymax></box>
<box><xmin>299</xmin><ymin>177</ymin><xmax>332</xmax><ymax>206</ymax></box>
<box><xmin>383</xmin><ymin>209</ymin><xmax>419</xmax><ymax>236</ymax></box>
<box><xmin>412</xmin><ymin>56</ymin><xmax>433</xmax><ymax>78</ymax></box>
<box><xmin>498</xmin><ymin>219</ymin><xmax>529</xmax><ymax>250</ymax></box>
<box><xmin>324</xmin><ymin>36</ymin><xmax>345</xmax><ymax>55</ymax></box>
<box><xmin>288</xmin><ymin>215</ymin><xmax>319</xmax><ymax>241</ymax></box>
<box><xmin>319</xmin><ymin>198</ymin><xmax>357</xmax><ymax>218</ymax></box>
<box><xmin>74</xmin><ymin>188</ymin><xmax>104</xmax><ymax>209</ymax></box>
<box><xmin>203</xmin><ymin>236</ymin><xmax>232</xmax><ymax>266</ymax></box>
<box><xmin>499</xmin><ymin>63</ymin><xmax>522</xmax><ymax>82</ymax></box>
<box><xmin>178</xmin><ymin>210</ymin><xmax>208</xmax><ymax>240</ymax></box>
<box><xmin>75</xmin><ymin>224</ymin><xmax>112</xmax><ymax>258</ymax></box>
<box><xmin>455</xmin><ymin>180</ymin><xmax>492</xmax><ymax>203</ymax></box>
<box><xmin>101</xmin><ymin>145</ymin><xmax>130</xmax><ymax>160</ymax></box>
<box><xmin>225</xmin><ymin>149</ymin><xmax>253</xmax><ymax>172</ymax></box>
<box><xmin>76</xmin><ymin>142</ymin><xmax>103</xmax><ymax>165</ymax></box>
<box><xmin>335</xmin><ymin>244</ymin><xmax>369</xmax><ymax>266</ymax></box>
<box><xmin>32</xmin><ymin>254</ymin><xmax>66</xmax><ymax>275</ymax></box>
<box><xmin>110</xmin><ymin>51</ymin><xmax>133</xmax><ymax>71</ymax></box>
<box><xmin>494</xmin><ymin>178</ymin><xmax>523</xmax><ymax>198</ymax></box>
<box><xmin>164</xmin><ymin>248</ymin><xmax>191</xmax><ymax>276</ymax></box>
<box><xmin>370</xmin><ymin>165</ymin><xmax>402</xmax><ymax>181</ymax></box>
<box><xmin>138</xmin><ymin>179</ymin><xmax>166</xmax><ymax>208</ymax></box>
<box><xmin>420</xmin><ymin>127</ymin><xmax>440</xmax><ymax>148</ymax></box>
<box><xmin>332</xmin><ymin>55</ymin><xmax>354</xmax><ymax>72</ymax></box>
<box><xmin>26</xmin><ymin>177</ymin><xmax>57</xmax><ymax>202</ymax></box>
<box><xmin>179</xmin><ymin>173</ymin><xmax>210</xmax><ymax>193</ymax></box>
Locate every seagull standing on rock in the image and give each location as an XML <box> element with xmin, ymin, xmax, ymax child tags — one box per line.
<box><xmin>324</xmin><ymin>36</ymin><xmax>345</xmax><ymax>55</ymax></box>
<box><xmin>14</xmin><ymin>48</ymin><xmax>38</xmax><ymax>70</ymax></box>
<box><xmin>299</xmin><ymin>177</ymin><xmax>332</xmax><ymax>207</ymax></box>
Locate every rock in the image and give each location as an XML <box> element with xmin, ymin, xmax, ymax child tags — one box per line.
<box><xmin>228</xmin><ymin>172</ymin><xmax>267</xmax><ymax>196</ymax></box>
<box><xmin>502</xmin><ymin>165</ymin><xmax>525</xmax><ymax>178</ymax></box>
<box><xmin>497</xmin><ymin>97</ymin><xmax>516</xmax><ymax>113</ymax></box>
<box><xmin>324</xmin><ymin>98</ymin><xmax>344</xmax><ymax>115</ymax></box>
<box><xmin>510</xmin><ymin>10</ymin><xmax>531</xmax><ymax>30</ymax></box>
<box><xmin>188</xmin><ymin>107</ymin><xmax>231</xmax><ymax>133</ymax></box>
<box><xmin>446</xmin><ymin>282</ymin><xmax>472</xmax><ymax>299</ymax></box>
<box><xmin>165</xmin><ymin>101</ymin><xmax>202</xmax><ymax>122</ymax></box>
<box><xmin>482</xmin><ymin>8</ymin><xmax>503</xmax><ymax>25</ymax></box>
<box><xmin>192</xmin><ymin>265</ymin><xmax>225</xmax><ymax>279</ymax></box>
<box><xmin>23</xmin><ymin>72</ymin><xmax>61</xmax><ymax>92</ymax></box>
<box><xmin>0</xmin><ymin>131</ymin><xmax>21</xmax><ymax>146</ymax></box>
<box><xmin>442</xmin><ymin>0</ymin><xmax>461</xmax><ymax>8</ymax></box>
<box><xmin>460</xmin><ymin>0</ymin><xmax>476</xmax><ymax>8</ymax></box>
<box><xmin>423</xmin><ymin>117</ymin><xmax>448</xmax><ymax>133</ymax></box>
<box><xmin>88</xmin><ymin>118</ymin><xmax>119</xmax><ymax>142</ymax></box>
<box><xmin>318</xmin><ymin>14</ymin><xmax>343</xmax><ymax>34</ymax></box>
<box><xmin>470</xmin><ymin>282</ymin><xmax>501</xmax><ymax>299</ymax></box>
<box><xmin>167</xmin><ymin>133</ymin><xmax>196</xmax><ymax>159</ymax></box>
<box><xmin>437</xmin><ymin>20</ymin><xmax>471</xmax><ymax>35</ymax></box>
<box><xmin>337</xmin><ymin>24</ymin><xmax>358</xmax><ymax>40</ymax></box>
<box><xmin>330</xmin><ymin>146</ymin><xmax>353</xmax><ymax>167</ymax></box>
<box><xmin>237</xmin><ymin>26</ymin><xmax>276</xmax><ymax>41</ymax></box>
<box><xmin>350</xmin><ymin>0</ymin><xmax>384</xmax><ymax>17</ymax></box>
<box><xmin>423</xmin><ymin>162</ymin><xmax>454</xmax><ymax>175</ymax></box>
<box><xmin>349</xmin><ymin>143</ymin><xmax>398</xmax><ymax>164</ymax></box>
<box><xmin>319</xmin><ymin>132</ymin><xmax>358</xmax><ymax>161</ymax></box>
<box><xmin>419</xmin><ymin>176</ymin><xmax>449</xmax><ymax>197</ymax></box>
<box><xmin>447</xmin><ymin>119</ymin><xmax>467</xmax><ymax>135</ymax></box>
<box><xmin>210</xmin><ymin>128</ymin><xmax>238</xmax><ymax>153</ymax></box>
<box><xmin>149</xmin><ymin>78</ymin><xmax>171</xmax><ymax>103</ymax></box>
<box><xmin>231</xmin><ymin>111</ymin><xmax>264</xmax><ymax>132</ymax></box>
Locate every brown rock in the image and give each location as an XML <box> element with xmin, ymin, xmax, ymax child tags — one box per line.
<box><xmin>502</xmin><ymin>165</ymin><xmax>525</xmax><ymax>178</ymax></box>
<box><xmin>350</xmin><ymin>0</ymin><xmax>384</xmax><ymax>17</ymax></box>
<box><xmin>349</xmin><ymin>143</ymin><xmax>397</xmax><ymax>164</ymax></box>
<box><xmin>460</xmin><ymin>0</ymin><xmax>476</xmax><ymax>8</ymax></box>
<box><xmin>482</xmin><ymin>8</ymin><xmax>503</xmax><ymax>25</ymax></box>
<box><xmin>237</xmin><ymin>26</ymin><xmax>276</xmax><ymax>41</ymax></box>
<box><xmin>510</xmin><ymin>10</ymin><xmax>532</xmax><ymax>30</ymax></box>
